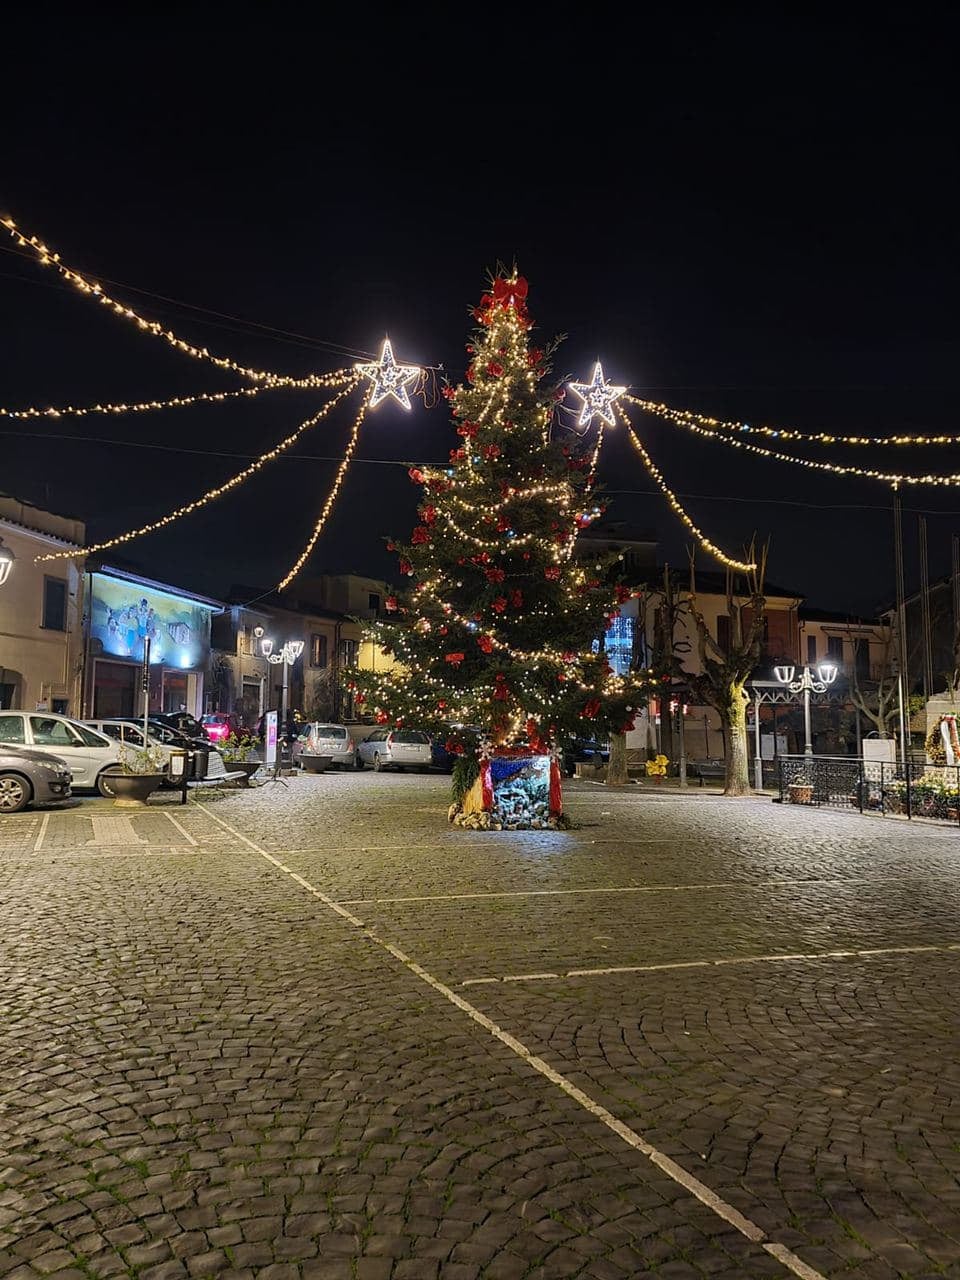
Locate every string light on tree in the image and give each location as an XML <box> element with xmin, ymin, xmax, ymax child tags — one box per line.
<box><xmin>567</xmin><ymin>362</ymin><xmax>625</xmax><ymax>428</ymax></box>
<box><xmin>356</xmin><ymin>339</ymin><xmax>420</xmax><ymax>410</ymax></box>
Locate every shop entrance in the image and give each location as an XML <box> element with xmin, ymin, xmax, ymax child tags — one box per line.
<box><xmin>94</xmin><ymin>660</ymin><xmax>137</xmax><ymax>717</ymax></box>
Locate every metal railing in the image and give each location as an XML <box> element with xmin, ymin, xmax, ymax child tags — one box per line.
<box><xmin>777</xmin><ymin>754</ymin><xmax>960</xmax><ymax>826</ymax></box>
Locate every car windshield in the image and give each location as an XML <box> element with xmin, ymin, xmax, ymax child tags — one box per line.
<box><xmin>392</xmin><ymin>731</ymin><xmax>429</xmax><ymax>744</ymax></box>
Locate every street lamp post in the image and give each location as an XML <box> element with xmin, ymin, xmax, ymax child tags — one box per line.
<box><xmin>773</xmin><ymin>662</ymin><xmax>838</xmax><ymax>757</ymax></box>
<box><xmin>254</xmin><ymin>628</ymin><xmax>304</xmax><ymax>778</ymax></box>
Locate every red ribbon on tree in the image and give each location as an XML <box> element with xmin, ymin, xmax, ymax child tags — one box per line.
<box><xmin>493</xmin><ymin>673</ymin><xmax>511</xmax><ymax>701</ymax></box>
<box><xmin>486</xmin><ymin>567</ymin><xmax>506</xmax><ymax>583</ymax></box>
<box><xmin>477</xmin><ymin>635</ymin><xmax>494</xmax><ymax>654</ymax></box>
<box><xmin>491</xmin><ymin>595</ymin><xmax>507</xmax><ymax>612</ymax></box>
<box><xmin>445</xmin><ymin>652</ymin><xmax>466</xmax><ymax>667</ymax></box>
<box><xmin>582</xmin><ymin>698</ymin><xmax>601</xmax><ymax>719</ymax></box>
<box><xmin>411</xmin><ymin>526</ymin><xmax>430</xmax><ymax>545</ymax></box>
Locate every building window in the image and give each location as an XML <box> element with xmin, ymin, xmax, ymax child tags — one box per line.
<box><xmin>240</xmin><ymin>626</ymin><xmax>255</xmax><ymax>657</ymax></box>
<box><xmin>807</xmin><ymin>634</ymin><xmax>817</xmax><ymax>663</ymax></box>
<box><xmin>311</xmin><ymin>633</ymin><xmax>328</xmax><ymax>668</ymax></box>
<box><xmin>368</xmin><ymin>592</ymin><xmax>381</xmax><ymax>614</ymax></box>
<box><xmin>339</xmin><ymin>639</ymin><xmax>359</xmax><ymax>669</ymax></box>
<box><xmin>827</xmin><ymin>635</ymin><xmax>844</xmax><ymax>662</ymax></box>
<box><xmin>41</xmin><ymin>577</ymin><xmax>67</xmax><ymax>631</ymax></box>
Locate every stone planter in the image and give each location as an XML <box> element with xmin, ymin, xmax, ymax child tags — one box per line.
<box><xmin>301</xmin><ymin>754</ymin><xmax>333</xmax><ymax>774</ymax></box>
<box><xmin>225</xmin><ymin>760</ymin><xmax>260</xmax><ymax>787</ymax></box>
<box><xmin>104</xmin><ymin>771</ymin><xmax>165</xmax><ymax>807</ymax></box>
<box><xmin>788</xmin><ymin>783</ymin><xmax>813</xmax><ymax>805</ymax></box>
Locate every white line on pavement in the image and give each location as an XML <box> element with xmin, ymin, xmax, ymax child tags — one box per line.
<box><xmin>34</xmin><ymin>812</ymin><xmax>50</xmax><ymax>852</ymax></box>
<box><xmin>163</xmin><ymin>812</ymin><xmax>199</xmax><ymax>846</ymax></box>
<box><xmin>458</xmin><ymin>942</ymin><xmax>960</xmax><ymax>986</ymax></box>
<box><xmin>191</xmin><ymin>798</ymin><xmax>827</xmax><ymax>1280</ymax></box>
<box><xmin>337</xmin><ymin>871</ymin><xmax>952</xmax><ymax>907</ymax></box>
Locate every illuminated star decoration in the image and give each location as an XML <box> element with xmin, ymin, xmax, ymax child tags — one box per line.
<box><xmin>356</xmin><ymin>338</ymin><xmax>420</xmax><ymax>410</ymax></box>
<box><xmin>567</xmin><ymin>361</ymin><xmax>626</xmax><ymax>428</ymax></box>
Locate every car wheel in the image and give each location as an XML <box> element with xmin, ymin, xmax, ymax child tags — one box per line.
<box><xmin>373</xmin><ymin>753</ymin><xmax>384</xmax><ymax>771</ymax></box>
<box><xmin>0</xmin><ymin>773</ymin><xmax>30</xmax><ymax>813</ymax></box>
<box><xmin>354</xmin><ymin>755</ymin><xmax>363</xmax><ymax>770</ymax></box>
<box><xmin>97</xmin><ymin>770</ymin><xmax>118</xmax><ymax>798</ymax></box>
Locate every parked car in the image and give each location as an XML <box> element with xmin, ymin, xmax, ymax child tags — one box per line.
<box><xmin>0</xmin><ymin>711</ymin><xmax>123</xmax><ymax>794</ymax></box>
<box><xmin>561</xmin><ymin>735</ymin><xmax>610</xmax><ymax>777</ymax></box>
<box><xmin>0</xmin><ymin>744</ymin><xmax>72</xmax><ymax>813</ymax></box>
<box><xmin>150</xmin><ymin>711</ymin><xmax>207</xmax><ymax>740</ymax></box>
<box><xmin>85</xmin><ymin>719</ymin><xmax>177</xmax><ymax>772</ymax></box>
<box><xmin>357</xmin><ymin>728</ymin><xmax>432</xmax><ymax>771</ymax></box>
<box><xmin>293</xmin><ymin>723</ymin><xmax>358</xmax><ymax>769</ymax></box>
<box><xmin>201</xmin><ymin>712</ymin><xmax>241</xmax><ymax>744</ymax></box>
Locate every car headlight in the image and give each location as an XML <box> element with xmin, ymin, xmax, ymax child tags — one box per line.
<box><xmin>38</xmin><ymin>760</ymin><xmax>67</xmax><ymax>776</ymax></box>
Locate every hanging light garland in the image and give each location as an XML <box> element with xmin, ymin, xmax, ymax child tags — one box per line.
<box><xmin>617</xmin><ymin>405</ymin><xmax>756</xmax><ymax>571</ymax></box>
<box><xmin>35</xmin><ymin>376</ymin><xmax>362</xmax><ymax>562</ymax></box>
<box><xmin>625</xmin><ymin>396</ymin><xmax>960</xmax><ymax>488</ymax></box>
<box><xmin>632</xmin><ymin>396</ymin><xmax>960</xmax><ymax>449</ymax></box>
<box><xmin>276</xmin><ymin>389</ymin><xmax>372</xmax><ymax>589</ymax></box>
<box><xmin>0</xmin><ymin>369</ymin><xmax>351</xmax><ymax>423</ymax></box>
<box><xmin>2</xmin><ymin>215</ymin><xmax>303</xmax><ymax>386</ymax></box>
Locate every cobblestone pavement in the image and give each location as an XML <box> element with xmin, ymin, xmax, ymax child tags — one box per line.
<box><xmin>2</xmin><ymin>776</ymin><xmax>960</xmax><ymax>1279</ymax></box>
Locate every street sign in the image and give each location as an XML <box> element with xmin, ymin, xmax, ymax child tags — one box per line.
<box><xmin>265</xmin><ymin>710</ymin><xmax>278</xmax><ymax>767</ymax></box>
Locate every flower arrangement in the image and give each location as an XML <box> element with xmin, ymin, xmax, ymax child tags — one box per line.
<box><xmin>118</xmin><ymin>743</ymin><xmax>167</xmax><ymax>775</ymax></box>
<box><xmin>219</xmin><ymin>732</ymin><xmax>257</xmax><ymax>764</ymax></box>
<box><xmin>645</xmin><ymin>753</ymin><xmax>669</xmax><ymax>778</ymax></box>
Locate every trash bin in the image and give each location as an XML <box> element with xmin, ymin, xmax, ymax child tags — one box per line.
<box><xmin>191</xmin><ymin>748</ymin><xmax>209</xmax><ymax>781</ymax></box>
<box><xmin>168</xmin><ymin>748</ymin><xmax>189</xmax><ymax>804</ymax></box>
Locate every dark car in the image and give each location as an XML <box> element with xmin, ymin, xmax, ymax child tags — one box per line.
<box><xmin>0</xmin><ymin>744</ymin><xmax>72</xmax><ymax>812</ymax></box>
<box><xmin>561</xmin><ymin>736</ymin><xmax>610</xmax><ymax>777</ymax></box>
<box><xmin>151</xmin><ymin>710</ymin><xmax>206</xmax><ymax>740</ymax></box>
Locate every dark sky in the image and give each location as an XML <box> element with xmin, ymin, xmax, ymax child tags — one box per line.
<box><xmin>3</xmin><ymin>15</ymin><xmax>958</xmax><ymax>615</ymax></box>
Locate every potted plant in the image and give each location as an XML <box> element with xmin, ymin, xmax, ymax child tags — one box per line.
<box><xmin>103</xmin><ymin>743</ymin><xmax>168</xmax><ymax>807</ymax></box>
<box><xmin>219</xmin><ymin>732</ymin><xmax>260</xmax><ymax>786</ymax></box>
<box><xmin>787</xmin><ymin>772</ymin><xmax>814</xmax><ymax>804</ymax></box>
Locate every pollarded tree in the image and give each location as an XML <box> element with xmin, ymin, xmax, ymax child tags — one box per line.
<box><xmin>351</xmin><ymin>271</ymin><xmax>655</xmax><ymax>785</ymax></box>
<box><xmin>686</xmin><ymin>542</ymin><xmax>768</xmax><ymax>796</ymax></box>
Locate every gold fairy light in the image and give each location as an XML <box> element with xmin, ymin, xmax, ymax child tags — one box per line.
<box><xmin>1</xmin><ymin>369</ymin><xmax>352</xmax><ymax>422</ymax></box>
<box><xmin>35</xmin><ymin>376</ymin><xmax>362</xmax><ymax>562</ymax></box>
<box><xmin>276</xmin><ymin>390</ymin><xmax>372</xmax><ymax>589</ymax></box>
<box><xmin>630</xmin><ymin>395</ymin><xmax>960</xmax><ymax>449</ymax></box>
<box><xmin>627</xmin><ymin>396</ymin><xmax>960</xmax><ymax>486</ymax></box>
<box><xmin>618</xmin><ymin>405</ymin><xmax>756</xmax><ymax>571</ymax></box>
<box><xmin>2</xmin><ymin>215</ymin><xmax>303</xmax><ymax>386</ymax></box>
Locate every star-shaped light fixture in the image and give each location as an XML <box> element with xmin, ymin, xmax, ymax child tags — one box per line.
<box><xmin>356</xmin><ymin>338</ymin><xmax>420</xmax><ymax>410</ymax></box>
<box><xmin>567</xmin><ymin>361</ymin><xmax>626</xmax><ymax>428</ymax></box>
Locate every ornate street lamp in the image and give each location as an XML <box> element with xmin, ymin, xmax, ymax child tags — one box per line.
<box><xmin>774</xmin><ymin>662</ymin><xmax>838</xmax><ymax>757</ymax></box>
<box><xmin>0</xmin><ymin>538</ymin><xmax>15</xmax><ymax>588</ymax></box>
<box><xmin>254</xmin><ymin>627</ymin><xmax>304</xmax><ymax>777</ymax></box>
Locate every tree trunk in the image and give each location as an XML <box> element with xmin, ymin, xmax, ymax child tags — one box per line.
<box><xmin>658</xmin><ymin>695</ymin><xmax>674</xmax><ymax>772</ymax></box>
<box><xmin>606</xmin><ymin>732</ymin><xmax>629</xmax><ymax>785</ymax></box>
<box><xmin>723</xmin><ymin>684</ymin><xmax>751</xmax><ymax>795</ymax></box>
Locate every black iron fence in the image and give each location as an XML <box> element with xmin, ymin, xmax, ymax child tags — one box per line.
<box><xmin>777</xmin><ymin>754</ymin><xmax>960</xmax><ymax>826</ymax></box>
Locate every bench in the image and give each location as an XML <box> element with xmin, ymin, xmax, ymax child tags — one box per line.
<box><xmin>690</xmin><ymin>758</ymin><xmax>725</xmax><ymax>786</ymax></box>
<box><xmin>186</xmin><ymin>751</ymin><xmax>246</xmax><ymax>787</ymax></box>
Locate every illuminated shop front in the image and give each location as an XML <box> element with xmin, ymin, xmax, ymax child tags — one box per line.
<box><xmin>83</xmin><ymin>569</ymin><xmax>220</xmax><ymax>719</ymax></box>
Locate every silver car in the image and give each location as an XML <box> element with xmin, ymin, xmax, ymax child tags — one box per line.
<box><xmin>357</xmin><ymin>729</ymin><xmax>432</xmax><ymax>771</ymax></box>
<box><xmin>293</xmin><ymin>723</ymin><xmax>358</xmax><ymax>769</ymax></box>
<box><xmin>0</xmin><ymin>745</ymin><xmax>72</xmax><ymax>813</ymax></box>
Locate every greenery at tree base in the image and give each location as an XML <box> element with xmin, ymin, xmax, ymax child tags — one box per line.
<box><xmin>351</xmin><ymin>272</ymin><xmax>658</xmax><ymax>756</ymax></box>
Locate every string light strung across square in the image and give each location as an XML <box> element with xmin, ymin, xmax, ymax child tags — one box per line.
<box><xmin>356</xmin><ymin>338</ymin><xmax>420</xmax><ymax>410</ymax></box>
<box><xmin>567</xmin><ymin>361</ymin><xmax>626</xmax><ymax>428</ymax></box>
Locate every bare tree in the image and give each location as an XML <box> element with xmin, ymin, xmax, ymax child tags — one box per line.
<box><xmin>686</xmin><ymin>541</ymin><xmax>768</xmax><ymax>796</ymax></box>
<box><xmin>848</xmin><ymin>625</ymin><xmax>900</xmax><ymax>738</ymax></box>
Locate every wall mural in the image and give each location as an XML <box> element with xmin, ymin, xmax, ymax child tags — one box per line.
<box><xmin>91</xmin><ymin>576</ymin><xmax>212</xmax><ymax>670</ymax></box>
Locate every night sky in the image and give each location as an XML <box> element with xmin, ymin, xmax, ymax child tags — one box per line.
<box><xmin>3</xmin><ymin>16</ymin><xmax>957</xmax><ymax>616</ymax></box>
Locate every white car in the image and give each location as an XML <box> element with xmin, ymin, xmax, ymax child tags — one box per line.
<box><xmin>0</xmin><ymin>711</ymin><xmax>123</xmax><ymax>794</ymax></box>
<box><xmin>357</xmin><ymin>728</ymin><xmax>432</xmax><ymax>771</ymax></box>
<box><xmin>293</xmin><ymin>723</ymin><xmax>358</xmax><ymax>769</ymax></box>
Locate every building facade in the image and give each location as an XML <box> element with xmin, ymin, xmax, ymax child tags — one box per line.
<box><xmin>82</xmin><ymin>566</ymin><xmax>221</xmax><ymax>720</ymax></box>
<box><xmin>0</xmin><ymin>496</ymin><xmax>86</xmax><ymax>715</ymax></box>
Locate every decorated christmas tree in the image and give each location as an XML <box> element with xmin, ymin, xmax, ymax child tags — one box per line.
<box><xmin>352</xmin><ymin>271</ymin><xmax>656</xmax><ymax>826</ymax></box>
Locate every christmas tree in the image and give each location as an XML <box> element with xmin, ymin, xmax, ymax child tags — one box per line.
<box><xmin>352</xmin><ymin>272</ymin><xmax>655</xmax><ymax>817</ymax></box>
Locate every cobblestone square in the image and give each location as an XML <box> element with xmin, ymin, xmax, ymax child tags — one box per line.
<box><xmin>2</xmin><ymin>775</ymin><xmax>960</xmax><ymax>1279</ymax></box>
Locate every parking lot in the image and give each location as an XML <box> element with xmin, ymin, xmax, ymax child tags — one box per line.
<box><xmin>2</xmin><ymin>773</ymin><xmax>960</xmax><ymax>1279</ymax></box>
